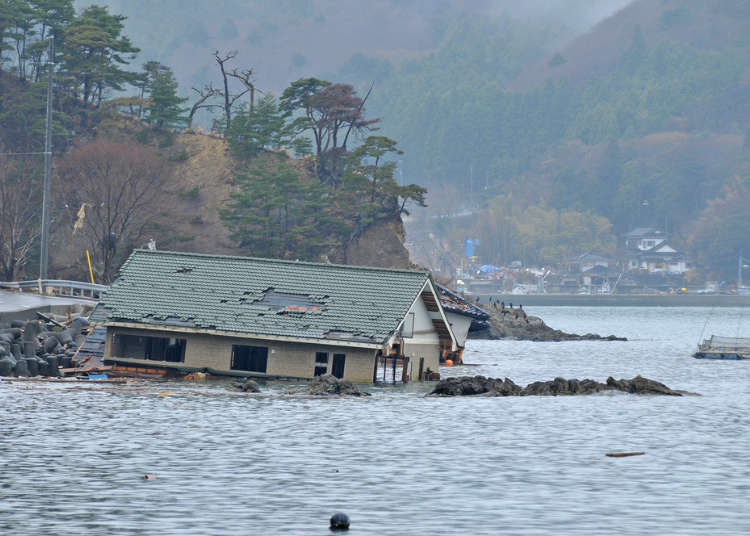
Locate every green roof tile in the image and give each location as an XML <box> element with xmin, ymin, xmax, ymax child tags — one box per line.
<box><xmin>94</xmin><ymin>250</ymin><xmax>430</xmax><ymax>344</ymax></box>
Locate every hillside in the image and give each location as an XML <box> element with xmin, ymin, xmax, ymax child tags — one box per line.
<box><xmin>357</xmin><ymin>0</ymin><xmax>750</xmax><ymax>277</ymax></box>
<box><xmin>47</xmin><ymin>124</ymin><xmax>412</xmax><ymax>282</ymax></box>
<box><xmin>510</xmin><ymin>0</ymin><xmax>750</xmax><ymax>91</ymax></box>
<box><xmin>78</xmin><ymin>0</ymin><xmax>631</xmax><ymax>97</ymax></box>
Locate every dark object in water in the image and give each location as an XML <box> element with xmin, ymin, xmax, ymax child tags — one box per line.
<box><xmin>429</xmin><ymin>375</ymin><xmax>687</xmax><ymax>397</ymax></box>
<box><xmin>606</xmin><ymin>452</ymin><xmax>645</xmax><ymax>458</ymax></box>
<box><xmin>330</xmin><ymin>513</ymin><xmax>350</xmax><ymax>531</ymax></box>
<box><xmin>304</xmin><ymin>374</ymin><xmax>370</xmax><ymax>397</ymax></box>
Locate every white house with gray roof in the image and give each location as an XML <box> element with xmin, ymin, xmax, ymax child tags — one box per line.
<box><xmin>92</xmin><ymin>250</ymin><xmax>457</xmax><ymax>382</ymax></box>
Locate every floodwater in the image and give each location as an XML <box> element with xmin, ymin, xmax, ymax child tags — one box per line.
<box><xmin>2</xmin><ymin>307</ymin><xmax>750</xmax><ymax>535</ymax></box>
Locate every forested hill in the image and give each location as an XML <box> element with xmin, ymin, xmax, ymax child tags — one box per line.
<box><xmin>341</xmin><ymin>0</ymin><xmax>748</xmax><ymax>277</ymax></box>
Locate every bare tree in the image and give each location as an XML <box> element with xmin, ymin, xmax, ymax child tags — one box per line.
<box><xmin>56</xmin><ymin>140</ymin><xmax>173</xmax><ymax>283</ymax></box>
<box><xmin>0</xmin><ymin>155</ymin><xmax>41</xmax><ymax>280</ymax></box>
<box><xmin>188</xmin><ymin>83</ymin><xmax>221</xmax><ymax>128</ymax></box>
<box><xmin>213</xmin><ymin>50</ymin><xmax>254</xmax><ymax>129</ymax></box>
<box><xmin>228</xmin><ymin>67</ymin><xmax>260</xmax><ymax>114</ymax></box>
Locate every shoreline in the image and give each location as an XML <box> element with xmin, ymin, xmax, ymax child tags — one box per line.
<box><xmin>469</xmin><ymin>293</ymin><xmax>750</xmax><ymax>307</ymax></box>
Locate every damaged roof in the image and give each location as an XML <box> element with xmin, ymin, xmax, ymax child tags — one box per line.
<box><xmin>93</xmin><ymin>250</ymin><xmax>431</xmax><ymax>345</ymax></box>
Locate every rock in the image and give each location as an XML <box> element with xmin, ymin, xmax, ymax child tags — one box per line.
<box><xmin>306</xmin><ymin>374</ymin><xmax>370</xmax><ymax>397</ymax></box>
<box><xmin>25</xmin><ymin>357</ymin><xmax>39</xmax><ymax>376</ymax></box>
<box><xmin>14</xmin><ymin>359</ymin><xmax>29</xmax><ymax>377</ymax></box>
<box><xmin>22</xmin><ymin>321</ymin><xmax>41</xmax><ymax>341</ymax></box>
<box><xmin>234</xmin><ymin>379</ymin><xmax>260</xmax><ymax>393</ymax></box>
<box><xmin>23</xmin><ymin>340</ymin><xmax>38</xmax><ymax>357</ymax></box>
<box><xmin>470</xmin><ymin>308</ymin><xmax>627</xmax><ymax>342</ymax></box>
<box><xmin>11</xmin><ymin>344</ymin><xmax>21</xmax><ymax>359</ymax></box>
<box><xmin>605</xmin><ymin>375</ymin><xmax>682</xmax><ymax>396</ymax></box>
<box><xmin>10</xmin><ymin>320</ymin><xmax>26</xmax><ymax>329</ymax></box>
<box><xmin>429</xmin><ymin>375</ymin><xmax>685</xmax><ymax>397</ymax></box>
<box><xmin>0</xmin><ymin>357</ymin><xmax>14</xmax><ymax>376</ymax></box>
<box><xmin>55</xmin><ymin>330</ymin><xmax>73</xmax><ymax>346</ymax></box>
<box><xmin>43</xmin><ymin>355</ymin><xmax>59</xmax><ymax>377</ymax></box>
<box><xmin>43</xmin><ymin>336</ymin><xmax>60</xmax><ymax>354</ymax></box>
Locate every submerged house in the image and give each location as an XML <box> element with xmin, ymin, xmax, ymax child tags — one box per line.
<box><xmin>92</xmin><ymin>250</ymin><xmax>457</xmax><ymax>382</ymax></box>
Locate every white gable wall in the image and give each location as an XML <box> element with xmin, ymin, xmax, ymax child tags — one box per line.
<box><xmin>400</xmin><ymin>295</ymin><xmax>441</xmax><ymax>379</ymax></box>
<box><xmin>444</xmin><ymin>311</ymin><xmax>473</xmax><ymax>347</ymax></box>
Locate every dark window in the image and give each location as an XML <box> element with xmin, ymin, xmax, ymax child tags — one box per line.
<box><xmin>332</xmin><ymin>353</ymin><xmax>346</xmax><ymax>379</ymax></box>
<box><xmin>314</xmin><ymin>351</ymin><xmax>329</xmax><ymax>376</ymax></box>
<box><xmin>117</xmin><ymin>334</ymin><xmax>185</xmax><ymax>362</ymax></box>
<box><xmin>231</xmin><ymin>345</ymin><xmax>268</xmax><ymax>373</ymax></box>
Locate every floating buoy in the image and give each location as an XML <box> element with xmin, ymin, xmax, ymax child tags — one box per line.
<box><xmin>330</xmin><ymin>513</ymin><xmax>350</xmax><ymax>531</ymax></box>
<box><xmin>445</xmin><ymin>359</ymin><xmax>454</xmax><ymax>366</ymax></box>
<box><xmin>605</xmin><ymin>452</ymin><xmax>645</xmax><ymax>457</ymax></box>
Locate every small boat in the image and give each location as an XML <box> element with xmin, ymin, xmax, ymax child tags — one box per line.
<box><xmin>693</xmin><ymin>335</ymin><xmax>750</xmax><ymax>360</ymax></box>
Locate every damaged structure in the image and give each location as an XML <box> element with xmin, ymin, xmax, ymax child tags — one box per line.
<box><xmin>92</xmin><ymin>250</ymin><xmax>457</xmax><ymax>382</ymax></box>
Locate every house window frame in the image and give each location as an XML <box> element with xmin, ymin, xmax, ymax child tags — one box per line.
<box><xmin>231</xmin><ymin>344</ymin><xmax>269</xmax><ymax>373</ymax></box>
<box><xmin>115</xmin><ymin>333</ymin><xmax>186</xmax><ymax>363</ymax></box>
<box><xmin>314</xmin><ymin>351</ymin><xmax>329</xmax><ymax>376</ymax></box>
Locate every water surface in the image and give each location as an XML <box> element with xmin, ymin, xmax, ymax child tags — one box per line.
<box><xmin>2</xmin><ymin>307</ymin><xmax>749</xmax><ymax>535</ymax></box>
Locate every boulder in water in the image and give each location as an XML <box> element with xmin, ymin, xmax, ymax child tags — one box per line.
<box><xmin>429</xmin><ymin>375</ymin><xmax>685</xmax><ymax>397</ymax></box>
<box><xmin>306</xmin><ymin>374</ymin><xmax>370</xmax><ymax>397</ymax></box>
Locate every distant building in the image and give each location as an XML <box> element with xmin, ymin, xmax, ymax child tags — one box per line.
<box><xmin>569</xmin><ymin>253</ymin><xmax>611</xmax><ymax>273</ymax></box>
<box><xmin>624</xmin><ymin>228</ymin><xmax>667</xmax><ymax>251</ymax></box>
<box><xmin>623</xmin><ymin>228</ymin><xmax>688</xmax><ymax>274</ymax></box>
<box><xmin>93</xmin><ymin>250</ymin><xmax>457</xmax><ymax>382</ymax></box>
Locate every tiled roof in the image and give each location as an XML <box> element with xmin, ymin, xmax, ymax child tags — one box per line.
<box><xmin>94</xmin><ymin>250</ymin><xmax>430</xmax><ymax>345</ymax></box>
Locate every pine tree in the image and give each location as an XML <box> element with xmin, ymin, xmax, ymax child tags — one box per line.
<box><xmin>145</xmin><ymin>68</ymin><xmax>187</xmax><ymax>129</ymax></box>
<box><xmin>220</xmin><ymin>158</ymin><xmax>334</xmax><ymax>259</ymax></box>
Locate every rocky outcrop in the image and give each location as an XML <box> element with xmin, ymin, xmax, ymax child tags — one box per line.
<box><xmin>290</xmin><ymin>374</ymin><xmax>371</xmax><ymax>397</ymax></box>
<box><xmin>0</xmin><ymin>318</ymin><xmax>88</xmax><ymax>377</ymax></box>
<box><xmin>343</xmin><ymin>217</ymin><xmax>412</xmax><ymax>269</ymax></box>
<box><xmin>429</xmin><ymin>375</ymin><xmax>686</xmax><ymax>396</ymax></box>
<box><xmin>233</xmin><ymin>379</ymin><xmax>261</xmax><ymax>393</ymax></box>
<box><xmin>469</xmin><ymin>305</ymin><xmax>626</xmax><ymax>341</ymax></box>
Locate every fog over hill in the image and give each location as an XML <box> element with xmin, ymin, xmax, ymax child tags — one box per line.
<box><xmin>63</xmin><ymin>0</ymin><xmax>750</xmax><ymax>278</ymax></box>
<box><xmin>75</xmin><ymin>0</ymin><xmax>633</xmax><ymax>94</ymax></box>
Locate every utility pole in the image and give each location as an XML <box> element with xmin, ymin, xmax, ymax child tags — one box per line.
<box><xmin>39</xmin><ymin>37</ymin><xmax>54</xmax><ymax>281</ymax></box>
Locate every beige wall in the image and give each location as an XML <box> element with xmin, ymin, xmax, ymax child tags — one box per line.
<box><xmin>106</xmin><ymin>327</ymin><xmax>377</xmax><ymax>382</ymax></box>
<box><xmin>401</xmin><ymin>342</ymin><xmax>440</xmax><ymax>380</ymax></box>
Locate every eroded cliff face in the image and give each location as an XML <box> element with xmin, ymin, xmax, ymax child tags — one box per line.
<box><xmin>343</xmin><ymin>217</ymin><xmax>412</xmax><ymax>269</ymax></box>
<box><xmin>49</xmin><ymin>129</ymin><xmax>413</xmax><ymax>280</ymax></box>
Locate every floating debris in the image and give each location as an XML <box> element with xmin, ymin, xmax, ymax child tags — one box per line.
<box><xmin>606</xmin><ymin>452</ymin><xmax>645</xmax><ymax>458</ymax></box>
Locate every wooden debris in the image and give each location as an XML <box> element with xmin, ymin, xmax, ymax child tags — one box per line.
<box><xmin>605</xmin><ymin>452</ymin><xmax>645</xmax><ymax>458</ymax></box>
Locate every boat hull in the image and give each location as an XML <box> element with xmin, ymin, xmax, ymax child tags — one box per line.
<box><xmin>693</xmin><ymin>352</ymin><xmax>748</xmax><ymax>360</ymax></box>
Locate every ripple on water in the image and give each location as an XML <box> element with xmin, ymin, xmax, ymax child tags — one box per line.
<box><xmin>1</xmin><ymin>307</ymin><xmax>750</xmax><ymax>535</ymax></box>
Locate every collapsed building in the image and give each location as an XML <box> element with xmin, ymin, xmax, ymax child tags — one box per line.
<box><xmin>92</xmin><ymin>250</ymin><xmax>458</xmax><ymax>382</ymax></box>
